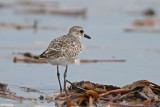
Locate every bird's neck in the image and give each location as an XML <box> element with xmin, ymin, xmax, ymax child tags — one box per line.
<box><xmin>67</xmin><ymin>34</ymin><xmax>81</xmax><ymax>41</ymax></box>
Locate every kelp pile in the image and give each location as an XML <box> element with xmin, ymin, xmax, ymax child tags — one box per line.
<box><xmin>55</xmin><ymin>80</ymin><xmax>160</xmax><ymax>107</ymax></box>
<box><xmin>0</xmin><ymin>82</ymin><xmax>53</xmax><ymax>104</ymax></box>
<box><xmin>0</xmin><ymin>80</ymin><xmax>160</xmax><ymax>106</ymax></box>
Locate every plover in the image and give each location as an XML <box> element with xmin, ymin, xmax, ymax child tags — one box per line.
<box><xmin>39</xmin><ymin>26</ymin><xmax>91</xmax><ymax>92</ymax></box>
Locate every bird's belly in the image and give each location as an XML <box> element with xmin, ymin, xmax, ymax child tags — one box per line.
<box><xmin>45</xmin><ymin>57</ymin><xmax>74</xmax><ymax>66</ymax></box>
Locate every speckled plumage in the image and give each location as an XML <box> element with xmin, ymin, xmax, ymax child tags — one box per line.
<box><xmin>40</xmin><ymin>34</ymin><xmax>82</xmax><ymax>65</ymax></box>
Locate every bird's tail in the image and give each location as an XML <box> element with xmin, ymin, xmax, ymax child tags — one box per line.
<box><xmin>33</xmin><ymin>54</ymin><xmax>45</xmax><ymax>60</ymax></box>
<box><xmin>38</xmin><ymin>52</ymin><xmax>47</xmax><ymax>59</ymax></box>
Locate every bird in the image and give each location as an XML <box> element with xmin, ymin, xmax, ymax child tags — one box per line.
<box><xmin>39</xmin><ymin>26</ymin><xmax>91</xmax><ymax>92</ymax></box>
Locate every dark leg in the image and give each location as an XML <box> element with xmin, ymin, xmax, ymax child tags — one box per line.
<box><xmin>64</xmin><ymin>65</ymin><xmax>68</xmax><ymax>90</ymax></box>
<box><xmin>57</xmin><ymin>65</ymin><xmax>62</xmax><ymax>92</ymax></box>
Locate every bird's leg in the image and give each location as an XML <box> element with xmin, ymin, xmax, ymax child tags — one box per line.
<box><xmin>64</xmin><ymin>65</ymin><xmax>68</xmax><ymax>91</ymax></box>
<box><xmin>57</xmin><ymin>65</ymin><xmax>62</xmax><ymax>92</ymax></box>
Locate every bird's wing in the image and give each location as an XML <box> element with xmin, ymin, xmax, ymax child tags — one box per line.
<box><xmin>39</xmin><ymin>49</ymin><xmax>61</xmax><ymax>59</ymax></box>
<box><xmin>39</xmin><ymin>36</ymin><xmax>65</xmax><ymax>59</ymax></box>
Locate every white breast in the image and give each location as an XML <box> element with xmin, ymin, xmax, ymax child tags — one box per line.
<box><xmin>45</xmin><ymin>57</ymin><xmax>75</xmax><ymax>66</ymax></box>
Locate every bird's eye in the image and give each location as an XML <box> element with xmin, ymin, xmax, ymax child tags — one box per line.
<box><xmin>80</xmin><ymin>30</ymin><xmax>84</xmax><ymax>34</ymax></box>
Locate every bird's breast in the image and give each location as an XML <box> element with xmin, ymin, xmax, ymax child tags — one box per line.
<box><xmin>45</xmin><ymin>57</ymin><xmax>75</xmax><ymax>66</ymax></box>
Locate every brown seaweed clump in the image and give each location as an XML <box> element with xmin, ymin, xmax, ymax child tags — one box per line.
<box><xmin>0</xmin><ymin>83</ymin><xmax>7</xmax><ymax>92</ymax></box>
<box><xmin>0</xmin><ymin>82</ymin><xmax>26</xmax><ymax>102</ymax></box>
<box><xmin>55</xmin><ymin>80</ymin><xmax>160</xmax><ymax>107</ymax></box>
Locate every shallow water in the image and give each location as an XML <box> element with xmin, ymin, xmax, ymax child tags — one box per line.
<box><xmin>0</xmin><ymin>0</ymin><xmax>160</xmax><ymax>106</ymax></box>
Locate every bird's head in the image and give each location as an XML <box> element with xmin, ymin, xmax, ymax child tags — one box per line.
<box><xmin>68</xmin><ymin>26</ymin><xmax>91</xmax><ymax>39</ymax></box>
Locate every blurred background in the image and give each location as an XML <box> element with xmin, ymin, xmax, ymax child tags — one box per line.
<box><xmin>0</xmin><ymin>0</ymin><xmax>160</xmax><ymax>105</ymax></box>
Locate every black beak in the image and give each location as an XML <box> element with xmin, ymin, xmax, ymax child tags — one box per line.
<box><xmin>84</xmin><ymin>34</ymin><xmax>91</xmax><ymax>39</ymax></box>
